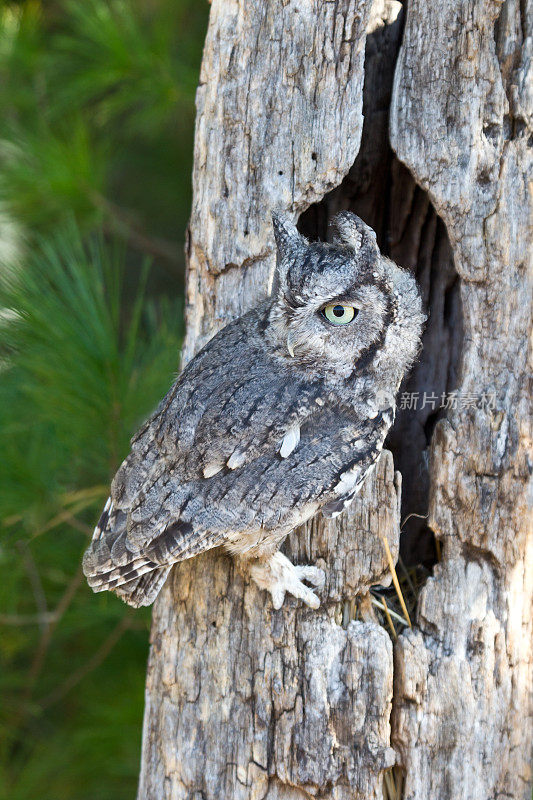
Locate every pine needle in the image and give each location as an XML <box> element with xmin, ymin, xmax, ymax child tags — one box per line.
<box><xmin>383</xmin><ymin>769</ymin><xmax>397</xmax><ymax>800</ymax></box>
<box><xmin>381</xmin><ymin>535</ymin><xmax>412</xmax><ymax>628</ymax></box>
<box><xmin>383</xmin><ymin>767</ymin><xmax>404</xmax><ymax>800</ymax></box>
<box><xmin>372</xmin><ymin>595</ymin><xmax>397</xmax><ymax>638</ymax></box>
<box><xmin>370</xmin><ymin>595</ymin><xmax>407</xmax><ymax>629</ymax></box>
<box><xmin>435</xmin><ymin>537</ymin><xmax>442</xmax><ymax>561</ymax></box>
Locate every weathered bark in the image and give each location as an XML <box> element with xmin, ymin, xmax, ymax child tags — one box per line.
<box><xmin>389</xmin><ymin>1</ymin><xmax>533</xmax><ymax>797</ymax></box>
<box><xmin>138</xmin><ymin>0</ymin><xmax>532</xmax><ymax>797</ymax></box>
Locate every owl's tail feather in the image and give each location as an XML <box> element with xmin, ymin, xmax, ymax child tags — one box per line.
<box><xmin>84</xmin><ymin>551</ymin><xmax>158</xmax><ymax>590</ymax></box>
<box><xmin>83</xmin><ymin>497</ymin><xmax>187</xmax><ymax>607</ymax></box>
<box><xmin>83</xmin><ymin>540</ymin><xmax>172</xmax><ymax>607</ymax></box>
<box><xmin>112</xmin><ymin>566</ymin><xmax>172</xmax><ymax>608</ymax></box>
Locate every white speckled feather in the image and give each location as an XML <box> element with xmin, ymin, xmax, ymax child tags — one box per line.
<box><xmin>227</xmin><ymin>450</ymin><xmax>247</xmax><ymax>470</ymax></box>
<box><xmin>279</xmin><ymin>425</ymin><xmax>300</xmax><ymax>458</ymax></box>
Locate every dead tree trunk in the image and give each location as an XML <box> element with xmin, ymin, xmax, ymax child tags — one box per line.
<box><xmin>137</xmin><ymin>1</ymin><xmax>532</xmax><ymax>798</ymax></box>
<box><xmin>389</xmin><ymin>1</ymin><xmax>533</xmax><ymax>797</ymax></box>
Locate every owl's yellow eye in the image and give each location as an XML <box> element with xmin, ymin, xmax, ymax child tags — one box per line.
<box><xmin>322</xmin><ymin>304</ymin><xmax>357</xmax><ymax>325</ymax></box>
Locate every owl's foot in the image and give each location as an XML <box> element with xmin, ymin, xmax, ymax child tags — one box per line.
<box><xmin>246</xmin><ymin>551</ymin><xmax>325</xmax><ymax>610</ymax></box>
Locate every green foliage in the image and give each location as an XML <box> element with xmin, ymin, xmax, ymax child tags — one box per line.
<box><xmin>0</xmin><ymin>0</ymin><xmax>206</xmax><ymax>245</ymax></box>
<box><xmin>52</xmin><ymin>0</ymin><xmax>200</xmax><ymax>132</ymax></box>
<box><xmin>0</xmin><ymin>0</ymin><xmax>208</xmax><ymax>797</ymax></box>
<box><xmin>0</xmin><ymin>224</ymin><xmax>184</xmax><ymax>800</ymax></box>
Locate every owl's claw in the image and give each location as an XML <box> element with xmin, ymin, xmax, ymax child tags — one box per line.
<box><xmin>294</xmin><ymin>564</ymin><xmax>325</xmax><ymax>588</ymax></box>
<box><xmin>247</xmin><ymin>551</ymin><xmax>325</xmax><ymax>610</ymax></box>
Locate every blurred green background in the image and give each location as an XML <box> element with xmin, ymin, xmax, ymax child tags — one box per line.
<box><xmin>0</xmin><ymin>1</ymin><xmax>209</xmax><ymax>797</ymax></box>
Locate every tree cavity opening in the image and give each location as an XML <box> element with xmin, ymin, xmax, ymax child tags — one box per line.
<box><xmin>297</xmin><ymin>3</ymin><xmax>463</xmax><ymax>590</ymax></box>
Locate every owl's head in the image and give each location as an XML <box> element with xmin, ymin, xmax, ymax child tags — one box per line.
<box><xmin>267</xmin><ymin>211</ymin><xmax>425</xmax><ymax>383</ymax></box>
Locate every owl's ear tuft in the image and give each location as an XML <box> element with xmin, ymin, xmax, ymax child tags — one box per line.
<box><xmin>271</xmin><ymin>212</ymin><xmax>305</xmax><ymax>261</ymax></box>
<box><xmin>330</xmin><ymin>212</ymin><xmax>378</xmax><ymax>256</ymax></box>
<box><xmin>271</xmin><ymin>212</ymin><xmax>307</xmax><ymax>296</ymax></box>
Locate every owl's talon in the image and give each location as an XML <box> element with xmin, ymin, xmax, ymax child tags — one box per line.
<box><xmin>294</xmin><ymin>565</ymin><xmax>325</xmax><ymax>589</ymax></box>
<box><xmin>247</xmin><ymin>551</ymin><xmax>325</xmax><ymax>610</ymax></box>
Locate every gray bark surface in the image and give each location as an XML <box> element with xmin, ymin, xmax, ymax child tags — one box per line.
<box><xmin>138</xmin><ymin>0</ymin><xmax>532</xmax><ymax>797</ymax></box>
<box><xmin>389</xmin><ymin>1</ymin><xmax>533</xmax><ymax>798</ymax></box>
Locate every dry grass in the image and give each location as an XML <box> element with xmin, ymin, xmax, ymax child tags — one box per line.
<box><xmin>371</xmin><ymin>531</ymin><xmax>437</xmax><ymax>639</ymax></box>
<box><xmin>376</xmin><ymin>526</ymin><xmax>439</xmax><ymax>799</ymax></box>
<box><xmin>383</xmin><ymin>765</ymin><xmax>405</xmax><ymax>800</ymax></box>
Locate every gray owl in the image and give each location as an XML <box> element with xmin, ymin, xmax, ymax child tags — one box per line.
<box><xmin>83</xmin><ymin>212</ymin><xmax>424</xmax><ymax>610</ymax></box>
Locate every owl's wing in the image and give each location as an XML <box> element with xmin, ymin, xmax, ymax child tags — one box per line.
<box><xmin>83</xmin><ymin>309</ymin><xmax>328</xmax><ymax>603</ymax></box>
<box><xmin>112</xmin><ymin>310</ymin><xmax>328</xmax><ymax>509</ymax></box>
<box><xmin>148</xmin><ymin>320</ymin><xmax>327</xmax><ymax>479</ymax></box>
<box><xmin>320</xmin><ymin>407</ymin><xmax>394</xmax><ymax>518</ymax></box>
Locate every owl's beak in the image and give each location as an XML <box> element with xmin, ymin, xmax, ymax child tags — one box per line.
<box><xmin>286</xmin><ymin>330</ymin><xmax>298</xmax><ymax>358</ymax></box>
